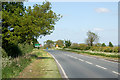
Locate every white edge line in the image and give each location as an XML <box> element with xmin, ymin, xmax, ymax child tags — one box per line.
<box><xmin>49</xmin><ymin>52</ymin><xmax>69</xmax><ymax>79</ymax></box>
<box><xmin>95</xmin><ymin>65</ymin><xmax>107</xmax><ymax>69</ymax></box>
<box><xmin>112</xmin><ymin>71</ymin><xmax>120</xmax><ymax>75</ymax></box>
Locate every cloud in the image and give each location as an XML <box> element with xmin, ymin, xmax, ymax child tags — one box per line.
<box><xmin>95</xmin><ymin>8</ymin><xmax>110</xmax><ymax>13</ymax></box>
<box><xmin>93</xmin><ymin>28</ymin><xmax>104</xmax><ymax>31</ymax></box>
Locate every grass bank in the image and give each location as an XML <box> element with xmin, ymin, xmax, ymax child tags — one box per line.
<box><xmin>17</xmin><ymin>49</ymin><xmax>61</xmax><ymax>78</ymax></box>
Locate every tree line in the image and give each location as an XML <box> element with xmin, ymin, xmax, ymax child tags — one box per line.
<box><xmin>44</xmin><ymin>31</ymin><xmax>115</xmax><ymax>48</ymax></box>
<box><xmin>43</xmin><ymin>31</ymin><xmax>118</xmax><ymax>53</ymax></box>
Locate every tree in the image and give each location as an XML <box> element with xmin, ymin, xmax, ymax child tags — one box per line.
<box><xmin>109</xmin><ymin>42</ymin><xmax>113</xmax><ymax>47</ymax></box>
<box><xmin>102</xmin><ymin>43</ymin><xmax>106</xmax><ymax>47</ymax></box>
<box><xmin>21</xmin><ymin>2</ymin><xmax>62</xmax><ymax>44</ymax></box>
<box><xmin>2</xmin><ymin>1</ymin><xmax>62</xmax><ymax>46</ymax></box>
<box><xmin>86</xmin><ymin>31</ymin><xmax>99</xmax><ymax>46</ymax></box>
<box><xmin>2</xmin><ymin>2</ymin><xmax>26</xmax><ymax>49</ymax></box>
<box><xmin>64</xmin><ymin>40</ymin><xmax>71</xmax><ymax>48</ymax></box>
<box><xmin>55</xmin><ymin>40</ymin><xmax>64</xmax><ymax>47</ymax></box>
<box><xmin>2</xmin><ymin>1</ymin><xmax>62</xmax><ymax>57</ymax></box>
<box><xmin>44</xmin><ymin>40</ymin><xmax>54</xmax><ymax>48</ymax></box>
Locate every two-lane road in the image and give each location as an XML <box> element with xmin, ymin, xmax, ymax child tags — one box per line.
<box><xmin>46</xmin><ymin>50</ymin><xmax>119</xmax><ymax>79</ymax></box>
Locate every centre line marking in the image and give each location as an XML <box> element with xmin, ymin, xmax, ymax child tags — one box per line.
<box><xmin>95</xmin><ymin>65</ymin><xmax>107</xmax><ymax>69</ymax></box>
<box><xmin>74</xmin><ymin>57</ymin><xmax>78</xmax><ymax>59</ymax></box>
<box><xmin>79</xmin><ymin>59</ymin><xmax>84</xmax><ymax>62</ymax></box>
<box><xmin>112</xmin><ymin>71</ymin><xmax>120</xmax><ymax>75</ymax></box>
<box><xmin>85</xmin><ymin>61</ymin><xmax>93</xmax><ymax>64</ymax></box>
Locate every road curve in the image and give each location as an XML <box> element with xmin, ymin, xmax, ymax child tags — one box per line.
<box><xmin>45</xmin><ymin>50</ymin><xmax>119</xmax><ymax>79</ymax></box>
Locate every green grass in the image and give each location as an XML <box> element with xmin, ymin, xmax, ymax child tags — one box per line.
<box><xmin>17</xmin><ymin>49</ymin><xmax>61</xmax><ymax>78</ymax></box>
<box><xmin>61</xmin><ymin>48</ymin><xmax>119</xmax><ymax>58</ymax></box>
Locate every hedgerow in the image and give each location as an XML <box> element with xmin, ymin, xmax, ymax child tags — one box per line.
<box><xmin>70</xmin><ymin>44</ymin><xmax>118</xmax><ymax>53</ymax></box>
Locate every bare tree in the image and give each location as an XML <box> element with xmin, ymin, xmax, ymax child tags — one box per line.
<box><xmin>86</xmin><ymin>31</ymin><xmax>99</xmax><ymax>46</ymax></box>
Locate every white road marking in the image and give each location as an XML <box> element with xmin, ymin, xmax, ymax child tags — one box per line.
<box><xmin>69</xmin><ymin>55</ymin><xmax>72</xmax><ymax>57</ymax></box>
<box><xmin>112</xmin><ymin>71</ymin><xmax>120</xmax><ymax>75</ymax></box>
<box><xmin>63</xmin><ymin>53</ymin><xmax>119</xmax><ymax>76</ymax></box>
<box><xmin>85</xmin><ymin>61</ymin><xmax>93</xmax><ymax>64</ymax></box>
<box><xmin>52</xmin><ymin>51</ymin><xmax>120</xmax><ymax>77</ymax></box>
<box><xmin>74</xmin><ymin>52</ymin><xmax>117</xmax><ymax>64</ymax></box>
<box><xmin>73</xmin><ymin>57</ymin><xmax>78</xmax><ymax>59</ymax></box>
<box><xmin>49</xmin><ymin>53</ymin><xmax>69</xmax><ymax>79</ymax></box>
<box><xmin>78</xmin><ymin>59</ymin><xmax>84</xmax><ymax>62</ymax></box>
<box><xmin>95</xmin><ymin>65</ymin><xmax>107</xmax><ymax>70</ymax></box>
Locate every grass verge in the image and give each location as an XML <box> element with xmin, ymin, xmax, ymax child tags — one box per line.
<box><xmin>61</xmin><ymin>48</ymin><xmax>119</xmax><ymax>59</ymax></box>
<box><xmin>17</xmin><ymin>49</ymin><xmax>61</xmax><ymax>78</ymax></box>
<box><xmin>2</xmin><ymin>48</ymin><xmax>38</xmax><ymax>78</ymax></box>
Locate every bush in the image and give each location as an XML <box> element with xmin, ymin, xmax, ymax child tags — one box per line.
<box><xmin>104</xmin><ymin>47</ymin><xmax>113</xmax><ymax>52</ymax></box>
<box><xmin>100</xmin><ymin>47</ymin><xmax>113</xmax><ymax>52</ymax></box>
<box><xmin>3</xmin><ymin>43</ymin><xmax>33</xmax><ymax>58</ymax></box>
<box><xmin>90</xmin><ymin>46</ymin><xmax>100</xmax><ymax>51</ymax></box>
<box><xmin>64</xmin><ymin>40</ymin><xmax>71</xmax><ymax>48</ymax></box>
<box><xmin>69</xmin><ymin>43</ymin><xmax>118</xmax><ymax>53</ymax></box>
<box><xmin>1</xmin><ymin>47</ymin><xmax>8</xmax><ymax>58</ymax></box>
<box><xmin>70</xmin><ymin>44</ymin><xmax>90</xmax><ymax>50</ymax></box>
<box><xmin>113</xmin><ymin>47</ymin><xmax>118</xmax><ymax>53</ymax></box>
<box><xmin>79</xmin><ymin>44</ymin><xmax>90</xmax><ymax>50</ymax></box>
<box><xmin>101</xmin><ymin>43</ymin><xmax>106</xmax><ymax>47</ymax></box>
<box><xmin>70</xmin><ymin>43</ymin><xmax>80</xmax><ymax>50</ymax></box>
<box><xmin>18</xmin><ymin>43</ymin><xmax>33</xmax><ymax>55</ymax></box>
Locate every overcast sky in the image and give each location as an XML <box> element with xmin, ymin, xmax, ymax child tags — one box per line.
<box><xmin>24</xmin><ymin>2</ymin><xmax>118</xmax><ymax>45</ymax></box>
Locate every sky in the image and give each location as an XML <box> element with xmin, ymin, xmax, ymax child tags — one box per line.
<box><xmin>24</xmin><ymin>1</ymin><xmax>118</xmax><ymax>46</ymax></box>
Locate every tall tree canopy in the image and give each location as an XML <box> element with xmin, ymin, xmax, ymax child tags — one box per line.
<box><xmin>2</xmin><ymin>2</ymin><xmax>25</xmax><ymax>47</ymax></box>
<box><xmin>2</xmin><ymin>1</ymin><xmax>62</xmax><ymax>49</ymax></box>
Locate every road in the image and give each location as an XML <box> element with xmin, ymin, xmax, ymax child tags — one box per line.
<box><xmin>45</xmin><ymin>50</ymin><xmax>119</xmax><ymax>79</ymax></box>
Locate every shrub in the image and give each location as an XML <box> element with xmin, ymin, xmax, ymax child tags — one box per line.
<box><xmin>113</xmin><ymin>47</ymin><xmax>118</xmax><ymax>53</ymax></box>
<box><xmin>102</xmin><ymin>43</ymin><xmax>106</xmax><ymax>47</ymax></box>
<box><xmin>2</xmin><ymin>56</ymin><xmax>12</xmax><ymax>68</ymax></box>
<box><xmin>79</xmin><ymin>44</ymin><xmax>89</xmax><ymax>50</ymax></box>
<box><xmin>95</xmin><ymin>43</ymin><xmax>101</xmax><ymax>47</ymax></box>
<box><xmin>64</xmin><ymin>40</ymin><xmax>71</xmax><ymax>48</ymax></box>
<box><xmin>2</xmin><ymin>55</ymin><xmax>32</xmax><ymax>78</ymax></box>
<box><xmin>1</xmin><ymin>47</ymin><xmax>8</xmax><ymax>58</ymax></box>
<box><xmin>70</xmin><ymin>43</ymin><xmax>80</xmax><ymax>50</ymax></box>
<box><xmin>90</xmin><ymin>46</ymin><xmax>100</xmax><ymax>51</ymax></box>
<box><xmin>109</xmin><ymin>42</ymin><xmax>113</xmax><ymax>47</ymax></box>
<box><xmin>103</xmin><ymin>47</ymin><xmax>113</xmax><ymax>52</ymax></box>
<box><xmin>18</xmin><ymin>43</ymin><xmax>33</xmax><ymax>55</ymax></box>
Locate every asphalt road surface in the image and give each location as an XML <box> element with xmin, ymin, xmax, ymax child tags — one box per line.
<box><xmin>45</xmin><ymin>50</ymin><xmax>119</xmax><ymax>79</ymax></box>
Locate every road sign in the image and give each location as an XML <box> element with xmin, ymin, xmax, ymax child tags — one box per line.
<box><xmin>56</xmin><ymin>45</ymin><xmax>58</xmax><ymax>48</ymax></box>
<box><xmin>35</xmin><ymin>44</ymin><xmax>40</xmax><ymax>47</ymax></box>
